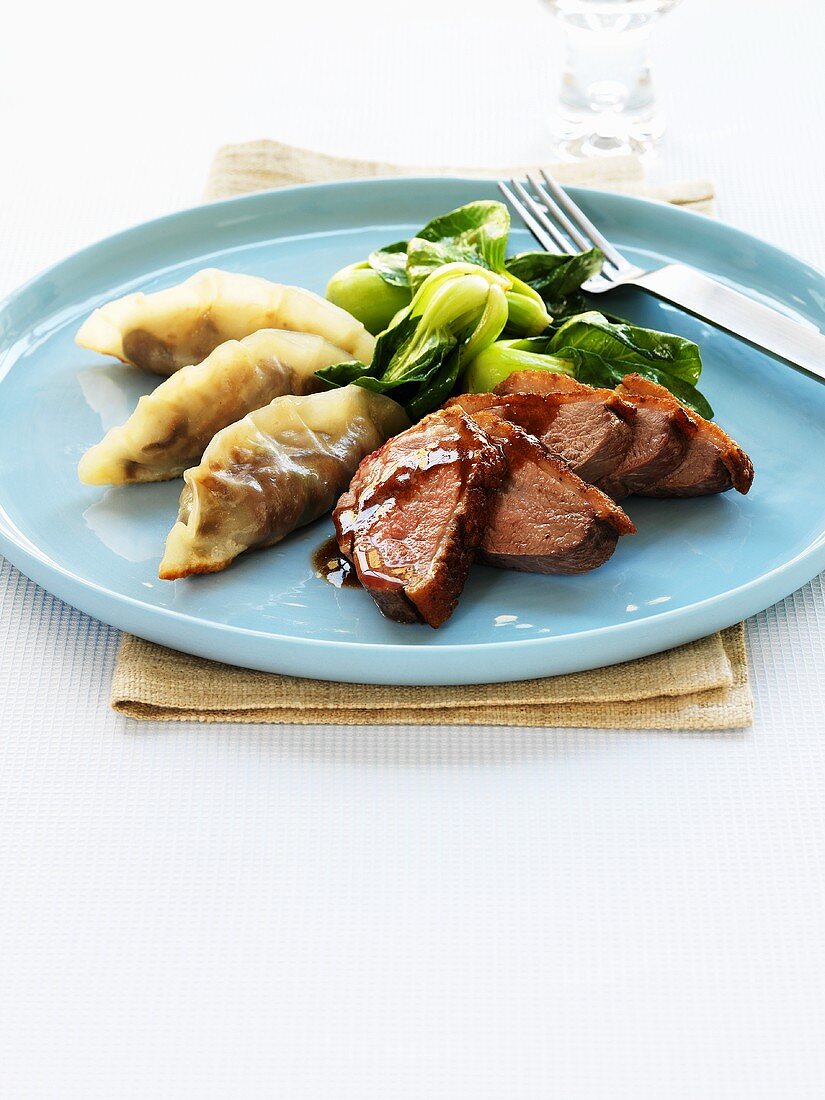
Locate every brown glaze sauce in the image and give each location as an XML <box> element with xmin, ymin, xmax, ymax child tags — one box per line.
<box><xmin>312</xmin><ymin>535</ymin><xmax>361</xmax><ymax>588</ymax></box>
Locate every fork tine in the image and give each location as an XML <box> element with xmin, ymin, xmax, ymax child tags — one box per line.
<box><xmin>509</xmin><ymin>180</ymin><xmax>577</xmax><ymax>256</ymax></box>
<box><xmin>522</xmin><ymin>174</ymin><xmax>625</xmax><ymax>285</ymax></box>
<box><xmin>501</xmin><ymin>179</ymin><xmax>614</xmax><ymax>293</ymax></box>
<box><xmin>526</xmin><ymin>172</ymin><xmax>594</xmax><ymax>255</ymax></box>
<box><xmin>497</xmin><ymin>182</ymin><xmax>561</xmax><ymax>254</ymax></box>
<box><xmin>539</xmin><ymin>169</ymin><xmax>629</xmax><ymax>271</ymax></box>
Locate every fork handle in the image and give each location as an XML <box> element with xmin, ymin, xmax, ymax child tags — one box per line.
<box><xmin>630</xmin><ymin>264</ymin><xmax>825</xmax><ymax>386</ymax></box>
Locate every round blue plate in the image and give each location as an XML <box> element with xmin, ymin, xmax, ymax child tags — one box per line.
<box><xmin>0</xmin><ymin>178</ymin><xmax>823</xmax><ymax>684</ymax></box>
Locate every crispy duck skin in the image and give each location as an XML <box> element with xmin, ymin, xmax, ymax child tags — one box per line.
<box><xmin>616</xmin><ymin>374</ymin><xmax>754</xmax><ymax>496</ymax></box>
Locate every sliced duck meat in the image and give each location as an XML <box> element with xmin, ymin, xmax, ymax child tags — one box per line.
<box><xmin>616</xmin><ymin>375</ymin><xmax>754</xmax><ymax>497</ymax></box>
<box><xmin>334</xmin><ymin>407</ymin><xmax>507</xmax><ymax>627</ymax></box>
<box><xmin>466</xmin><ymin>411</ymin><xmax>636</xmax><ymax>574</ymax></box>
<box><xmin>591</xmin><ymin>382</ymin><xmax>697</xmax><ymax>500</ymax></box>
<box><xmin>492</xmin><ymin>371</ymin><xmax>637</xmax><ymax>483</ymax></box>
<box><xmin>447</xmin><ymin>378</ymin><xmax>635</xmax><ymax>484</ymax></box>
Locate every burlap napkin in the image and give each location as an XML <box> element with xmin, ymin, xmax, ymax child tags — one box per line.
<box><xmin>111</xmin><ymin>140</ymin><xmax>750</xmax><ymax>729</ymax></box>
<box><xmin>204</xmin><ymin>139</ymin><xmax>716</xmax><ymax>213</ymax></box>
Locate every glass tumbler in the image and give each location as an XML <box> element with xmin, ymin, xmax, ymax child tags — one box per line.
<box><xmin>543</xmin><ymin>0</ymin><xmax>683</xmax><ymax>159</ymax></box>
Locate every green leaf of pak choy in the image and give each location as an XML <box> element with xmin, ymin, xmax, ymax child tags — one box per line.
<box><xmin>505</xmin><ymin>248</ymin><xmax>604</xmax><ymax>303</ymax></box>
<box><xmin>547</xmin><ymin>311</ymin><xmax>712</xmax><ymax>417</ymax></box>
<box><xmin>406</xmin><ymin>200</ymin><xmax>510</xmax><ymax>290</ymax></box>
<box><xmin>367</xmin><ymin>241</ymin><xmax>411</xmax><ymax>287</ymax></box>
<box><xmin>548</xmin><ymin>310</ymin><xmax>703</xmax><ymax>385</ymax></box>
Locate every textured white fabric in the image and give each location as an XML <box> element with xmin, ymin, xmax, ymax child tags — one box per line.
<box><xmin>2</xmin><ymin>0</ymin><xmax>825</xmax><ymax>1096</ymax></box>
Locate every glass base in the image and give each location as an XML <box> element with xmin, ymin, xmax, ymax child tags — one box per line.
<box><xmin>552</xmin><ymin>107</ymin><xmax>665</xmax><ymax>160</ymax></box>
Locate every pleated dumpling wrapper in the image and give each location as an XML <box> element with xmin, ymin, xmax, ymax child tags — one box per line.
<box><xmin>76</xmin><ymin>268</ymin><xmax>375</xmax><ymax>376</ymax></box>
<box><xmin>158</xmin><ymin>386</ymin><xmax>409</xmax><ymax>580</ymax></box>
<box><xmin>78</xmin><ymin>329</ymin><xmax>356</xmax><ymax>485</ymax></box>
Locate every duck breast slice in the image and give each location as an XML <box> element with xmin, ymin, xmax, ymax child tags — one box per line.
<box><xmin>334</xmin><ymin>407</ymin><xmax>507</xmax><ymax>627</ymax></box>
<box><xmin>593</xmin><ymin>386</ymin><xmax>697</xmax><ymax>500</ymax></box>
<box><xmin>447</xmin><ymin>378</ymin><xmax>635</xmax><ymax>484</ymax></box>
<box><xmin>466</xmin><ymin>411</ymin><xmax>636</xmax><ymax>575</ymax></box>
<box><xmin>617</xmin><ymin>374</ymin><xmax>753</xmax><ymax>497</ymax></box>
<box><xmin>492</xmin><ymin>371</ymin><xmax>637</xmax><ymax>484</ymax></box>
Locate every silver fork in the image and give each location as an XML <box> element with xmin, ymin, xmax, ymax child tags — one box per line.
<box><xmin>500</xmin><ymin>171</ymin><xmax>825</xmax><ymax>386</ymax></box>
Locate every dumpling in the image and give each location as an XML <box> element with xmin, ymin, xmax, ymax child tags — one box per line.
<box><xmin>158</xmin><ymin>386</ymin><xmax>409</xmax><ymax>580</ymax></box>
<box><xmin>78</xmin><ymin>329</ymin><xmax>354</xmax><ymax>485</ymax></box>
<box><xmin>76</xmin><ymin>268</ymin><xmax>375</xmax><ymax>376</ymax></box>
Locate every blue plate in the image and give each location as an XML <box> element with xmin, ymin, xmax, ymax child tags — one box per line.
<box><xmin>0</xmin><ymin>177</ymin><xmax>823</xmax><ymax>684</ymax></box>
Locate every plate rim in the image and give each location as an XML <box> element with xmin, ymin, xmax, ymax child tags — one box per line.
<box><xmin>1</xmin><ymin>176</ymin><xmax>823</xmax><ymax>685</ymax></box>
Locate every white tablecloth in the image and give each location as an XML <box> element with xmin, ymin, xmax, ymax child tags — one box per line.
<box><xmin>2</xmin><ymin>0</ymin><xmax>824</xmax><ymax>1095</ymax></box>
